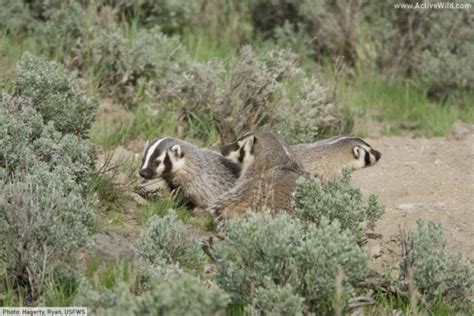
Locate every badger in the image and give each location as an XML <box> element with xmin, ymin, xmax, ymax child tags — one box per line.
<box><xmin>209</xmin><ymin>131</ymin><xmax>306</xmax><ymax>230</ymax></box>
<box><xmin>222</xmin><ymin>134</ymin><xmax>381</xmax><ymax>182</ymax></box>
<box><xmin>290</xmin><ymin>135</ymin><xmax>382</xmax><ymax>181</ymax></box>
<box><xmin>139</xmin><ymin>137</ymin><xmax>240</xmax><ymax>209</ymax></box>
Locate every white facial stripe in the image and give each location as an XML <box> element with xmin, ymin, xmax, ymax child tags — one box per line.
<box><xmin>352</xmin><ymin>151</ymin><xmax>366</xmax><ymax>169</ymax></box>
<box><xmin>142</xmin><ymin>137</ymin><xmax>168</xmax><ymax>169</ymax></box>
<box><xmin>155</xmin><ymin>152</ymin><xmax>167</xmax><ymax>174</ymax></box>
<box><xmin>370</xmin><ymin>153</ymin><xmax>376</xmax><ymax>164</ymax></box>
<box><xmin>326</xmin><ymin>136</ymin><xmax>353</xmax><ymax>145</ymax></box>
<box><xmin>228</xmin><ymin>151</ymin><xmax>240</xmax><ymax>164</ymax></box>
<box><xmin>360</xmin><ymin>144</ymin><xmax>371</xmax><ymax>152</ymax></box>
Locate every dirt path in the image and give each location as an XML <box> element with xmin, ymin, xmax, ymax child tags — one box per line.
<box><xmin>352</xmin><ymin>130</ymin><xmax>474</xmax><ymax>270</ymax></box>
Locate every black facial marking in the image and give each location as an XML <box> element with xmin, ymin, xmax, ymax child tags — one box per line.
<box><xmin>364</xmin><ymin>149</ymin><xmax>371</xmax><ymax>165</ymax></box>
<box><xmin>163</xmin><ymin>153</ymin><xmax>173</xmax><ymax>174</ymax></box>
<box><xmin>372</xmin><ymin>149</ymin><xmax>382</xmax><ymax>161</ymax></box>
<box><xmin>220</xmin><ymin>142</ymin><xmax>239</xmax><ymax>156</ymax></box>
<box><xmin>139</xmin><ymin>168</ymin><xmax>152</xmax><ymax>179</ymax></box>
<box><xmin>250</xmin><ymin>136</ymin><xmax>257</xmax><ymax>154</ymax></box>
<box><xmin>238</xmin><ymin>147</ymin><xmax>245</xmax><ymax>163</ymax></box>
<box><xmin>149</xmin><ymin>149</ymin><xmax>161</xmax><ymax>166</ymax></box>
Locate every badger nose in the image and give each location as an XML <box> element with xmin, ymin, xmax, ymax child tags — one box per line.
<box><xmin>372</xmin><ymin>150</ymin><xmax>382</xmax><ymax>161</ymax></box>
<box><xmin>139</xmin><ymin>169</ymin><xmax>151</xmax><ymax>179</ymax></box>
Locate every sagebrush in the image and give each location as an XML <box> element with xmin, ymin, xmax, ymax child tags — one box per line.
<box><xmin>161</xmin><ymin>45</ymin><xmax>346</xmax><ymax>143</ymax></box>
<box><xmin>137</xmin><ymin>210</ymin><xmax>205</xmax><ymax>270</ymax></box>
<box><xmin>76</xmin><ymin>271</ymin><xmax>229</xmax><ymax>316</ymax></box>
<box><xmin>292</xmin><ymin>169</ymin><xmax>384</xmax><ymax>242</ymax></box>
<box><xmin>14</xmin><ymin>52</ymin><xmax>98</xmax><ymax>137</ymax></box>
<box><xmin>0</xmin><ymin>166</ymin><xmax>95</xmax><ymax>300</ymax></box>
<box><xmin>0</xmin><ymin>51</ymin><xmax>97</xmax><ymax>302</ymax></box>
<box><xmin>90</xmin><ymin>26</ymin><xmax>186</xmax><ymax>104</ymax></box>
<box><xmin>399</xmin><ymin>219</ymin><xmax>473</xmax><ymax>310</ymax></box>
<box><xmin>215</xmin><ymin>212</ymin><xmax>368</xmax><ymax>314</ymax></box>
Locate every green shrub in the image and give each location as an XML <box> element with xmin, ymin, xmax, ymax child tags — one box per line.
<box><xmin>0</xmin><ymin>93</ymin><xmax>43</xmax><ymax>173</ymax></box>
<box><xmin>370</xmin><ymin>2</ymin><xmax>472</xmax><ymax>95</ymax></box>
<box><xmin>42</xmin><ymin>264</ymin><xmax>80</xmax><ymax>306</ymax></box>
<box><xmin>103</xmin><ymin>0</ymin><xmax>198</xmax><ymax>33</ymax></box>
<box><xmin>247</xmin><ymin>0</ymin><xmax>366</xmax><ymax>65</ymax></box>
<box><xmin>274</xmin><ymin>76</ymin><xmax>350</xmax><ymax>143</ymax></box>
<box><xmin>76</xmin><ymin>272</ymin><xmax>229</xmax><ymax>316</ymax></box>
<box><xmin>14</xmin><ymin>53</ymin><xmax>98</xmax><ymax>137</ymax></box>
<box><xmin>0</xmin><ymin>166</ymin><xmax>95</xmax><ymax>300</ymax></box>
<box><xmin>136</xmin><ymin>273</ymin><xmax>229</xmax><ymax>316</ymax></box>
<box><xmin>137</xmin><ymin>211</ymin><xmax>205</xmax><ymax>270</ymax></box>
<box><xmin>75</xmin><ymin>282</ymin><xmax>136</xmax><ymax>316</ymax></box>
<box><xmin>0</xmin><ymin>0</ymin><xmax>37</xmax><ymax>34</ymax></box>
<box><xmin>90</xmin><ymin>26</ymin><xmax>186</xmax><ymax>104</ymax></box>
<box><xmin>246</xmin><ymin>281</ymin><xmax>305</xmax><ymax>315</ymax></box>
<box><xmin>1</xmin><ymin>53</ymin><xmax>97</xmax><ymax>301</ymax></box>
<box><xmin>33</xmin><ymin>123</ymin><xmax>95</xmax><ymax>184</ymax></box>
<box><xmin>273</xmin><ymin>21</ymin><xmax>314</xmax><ymax>57</ymax></box>
<box><xmin>41</xmin><ymin>1</ymin><xmax>88</xmax><ymax>57</ymax></box>
<box><xmin>215</xmin><ymin>211</ymin><xmax>368</xmax><ymax>314</ymax></box>
<box><xmin>419</xmin><ymin>32</ymin><xmax>474</xmax><ymax>100</ymax></box>
<box><xmin>400</xmin><ymin>220</ymin><xmax>473</xmax><ymax>310</ymax></box>
<box><xmin>162</xmin><ymin>45</ymin><xmax>346</xmax><ymax>143</ymax></box>
<box><xmin>292</xmin><ymin>170</ymin><xmax>384</xmax><ymax>242</ymax></box>
<box><xmin>0</xmin><ymin>92</ymin><xmax>95</xmax><ymax>183</ymax></box>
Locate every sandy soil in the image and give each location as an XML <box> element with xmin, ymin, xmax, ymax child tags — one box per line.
<box><xmin>352</xmin><ymin>130</ymin><xmax>474</xmax><ymax>271</ymax></box>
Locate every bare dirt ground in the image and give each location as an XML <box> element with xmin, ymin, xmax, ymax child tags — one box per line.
<box><xmin>353</xmin><ymin>125</ymin><xmax>474</xmax><ymax>271</ymax></box>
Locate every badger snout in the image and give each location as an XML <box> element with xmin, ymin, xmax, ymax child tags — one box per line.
<box><xmin>371</xmin><ymin>149</ymin><xmax>382</xmax><ymax>162</ymax></box>
<box><xmin>139</xmin><ymin>168</ymin><xmax>155</xmax><ymax>180</ymax></box>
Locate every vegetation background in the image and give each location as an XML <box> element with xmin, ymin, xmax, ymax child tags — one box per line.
<box><xmin>0</xmin><ymin>0</ymin><xmax>473</xmax><ymax>314</ymax></box>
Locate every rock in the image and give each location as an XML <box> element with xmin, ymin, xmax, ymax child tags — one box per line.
<box><xmin>136</xmin><ymin>178</ymin><xmax>171</xmax><ymax>198</ymax></box>
<box><xmin>398</xmin><ymin>203</ymin><xmax>414</xmax><ymax>210</ymax></box>
<box><xmin>130</xmin><ymin>192</ymin><xmax>147</xmax><ymax>205</ymax></box>
<box><xmin>448</xmin><ymin>120</ymin><xmax>474</xmax><ymax>140</ymax></box>
<box><xmin>90</xmin><ymin>232</ymin><xmax>138</xmax><ymax>261</ymax></box>
<box><xmin>400</xmin><ymin>122</ymin><xmax>418</xmax><ymax>130</ymax></box>
<box><xmin>369</xmin><ymin>244</ymin><xmax>382</xmax><ymax>258</ymax></box>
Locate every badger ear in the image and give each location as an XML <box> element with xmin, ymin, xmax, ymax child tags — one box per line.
<box><xmin>352</xmin><ymin>146</ymin><xmax>361</xmax><ymax>158</ymax></box>
<box><xmin>170</xmin><ymin>144</ymin><xmax>184</xmax><ymax>158</ymax></box>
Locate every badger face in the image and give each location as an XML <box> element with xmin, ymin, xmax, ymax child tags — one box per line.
<box><xmin>351</xmin><ymin>144</ymin><xmax>382</xmax><ymax>170</ymax></box>
<box><xmin>139</xmin><ymin>138</ymin><xmax>185</xmax><ymax>180</ymax></box>
<box><xmin>220</xmin><ymin>134</ymin><xmax>256</xmax><ymax>171</ymax></box>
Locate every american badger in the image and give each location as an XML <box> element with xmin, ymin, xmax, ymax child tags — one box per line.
<box><xmin>139</xmin><ymin>137</ymin><xmax>240</xmax><ymax>209</ymax></box>
<box><xmin>222</xmin><ymin>134</ymin><xmax>381</xmax><ymax>182</ymax></box>
<box><xmin>290</xmin><ymin>136</ymin><xmax>381</xmax><ymax>181</ymax></box>
<box><xmin>209</xmin><ymin>131</ymin><xmax>306</xmax><ymax>229</ymax></box>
